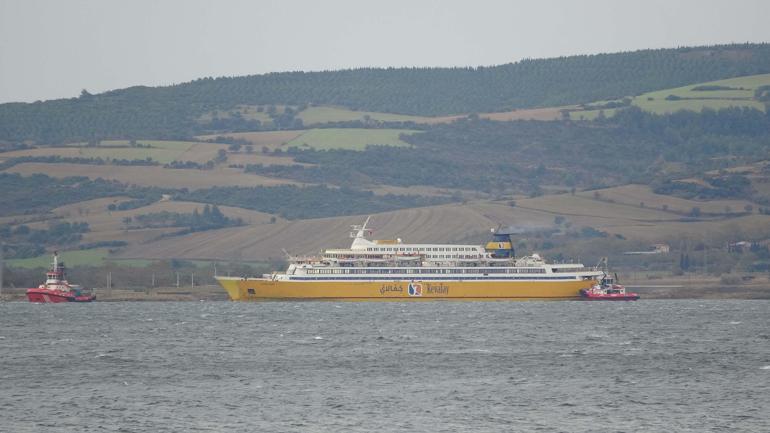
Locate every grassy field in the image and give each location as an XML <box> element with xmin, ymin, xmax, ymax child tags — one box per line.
<box><xmin>297</xmin><ymin>106</ymin><xmax>442</xmax><ymax>125</ymax></box>
<box><xmin>632</xmin><ymin>73</ymin><xmax>770</xmax><ymax>114</ymax></box>
<box><xmin>6</xmin><ymin>163</ymin><xmax>300</xmax><ymax>189</ymax></box>
<box><xmin>0</xmin><ymin>140</ymin><xmax>227</xmax><ymax>164</ymax></box>
<box><xmin>286</xmin><ymin>128</ymin><xmax>416</xmax><ymax>150</ymax></box>
<box><xmin>576</xmin><ymin>184</ymin><xmax>757</xmax><ymax>215</ymax></box>
<box><xmin>7</xmin><ymin>248</ymin><xmax>110</xmax><ymax>268</ymax></box>
<box><xmin>195</xmin><ymin>130</ymin><xmax>304</xmax><ymax>150</ymax></box>
<box><xmin>199</xmin><ymin>127</ymin><xmax>417</xmax><ymax>152</ymax></box>
<box><xmin>567</xmin><ymin>73</ymin><xmax>770</xmax><ymax>119</ymax></box>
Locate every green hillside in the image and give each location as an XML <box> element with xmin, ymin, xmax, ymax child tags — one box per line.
<box><xmin>3</xmin><ymin>44</ymin><xmax>770</xmax><ymax>143</ymax></box>
<box><xmin>571</xmin><ymin>73</ymin><xmax>770</xmax><ymax>120</ymax></box>
<box><xmin>633</xmin><ymin>73</ymin><xmax>770</xmax><ymax>113</ymax></box>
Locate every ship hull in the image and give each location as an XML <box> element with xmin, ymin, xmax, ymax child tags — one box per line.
<box><xmin>27</xmin><ymin>288</ymin><xmax>95</xmax><ymax>303</ymax></box>
<box><xmin>216</xmin><ymin>277</ymin><xmax>597</xmax><ymax>301</ymax></box>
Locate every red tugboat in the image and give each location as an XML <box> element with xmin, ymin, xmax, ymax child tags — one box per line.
<box><xmin>26</xmin><ymin>253</ymin><xmax>96</xmax><ymax>303</ymax></box>
<box><xmin>580</xmin><ymin>275</ymin><xmax>639</xmax><ymax>301</ymax></box>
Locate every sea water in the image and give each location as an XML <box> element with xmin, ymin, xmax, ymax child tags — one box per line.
<box><xmin>1</xmin><ymin>300</ymin><xmax>768</xmax><ymax>432</ymax></box>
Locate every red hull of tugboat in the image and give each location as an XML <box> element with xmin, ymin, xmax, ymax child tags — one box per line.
<box><xmin>580</xmin><ymin>286</ymin><xmax>639</xmax><ymax>301</ymax></box>
<box><xmin>26</xmin><ymin>288</ymin><xmax>95</xmax><ymax>303</ymax></box>
<box><xmin>579</xmin><ymin>290</ymin><xmax>640</xmax><ymax>301</ymax></box>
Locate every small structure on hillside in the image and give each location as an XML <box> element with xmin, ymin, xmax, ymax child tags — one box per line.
<box><xmin>623</xmin><ymin>243</ymin><xmax>670</xmax><ymax>255</ymax></box>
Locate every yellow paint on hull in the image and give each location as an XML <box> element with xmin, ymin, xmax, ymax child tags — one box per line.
<box><xmin>216</xmin><ymin>277</ymin><xmax>597</xmax><ymax>301</ymax></box>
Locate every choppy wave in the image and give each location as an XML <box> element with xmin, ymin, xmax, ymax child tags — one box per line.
<box><xmin>0</xmin><ymin>300</ymin><xmax>768</xmax><ymax>432</ymax></box>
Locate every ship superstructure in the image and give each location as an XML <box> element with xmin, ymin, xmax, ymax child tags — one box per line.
<box><xmin>216</xmin><ymin>218</ymin><xmax>603</xmax><ymax>301</ymax></box>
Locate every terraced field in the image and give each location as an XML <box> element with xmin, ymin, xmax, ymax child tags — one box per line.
<box><xmin>114</xmin><ymin>194</ymin><xmax>770</xmax><ymax>262</ymax></box>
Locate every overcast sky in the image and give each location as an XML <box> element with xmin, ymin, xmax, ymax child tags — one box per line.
<box><xmin>1</xmin><ymin>0</ymin><xmax>769</xmax><ymax>103</ymax></box>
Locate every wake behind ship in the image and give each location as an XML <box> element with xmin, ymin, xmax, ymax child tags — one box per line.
<box><xmin>216</xmin><ymin>218</ymin><xmax>604</xmax><ymax>301</ymax></box>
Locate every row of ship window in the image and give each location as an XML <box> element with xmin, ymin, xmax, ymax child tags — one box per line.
<box><xmin>327</xmin><ymin>254</ymin><xmax>479</xmax><ymax>259</ymax></box>
<box><xmin>365</xmin><ymin>247</ymin><xmax>478</xmax><ymax>252</ymax></box>
<box><xmin>290</xmin><ymin>276</ymin><xmax>576</xmax><ymax>281</ymax></box>
<box><xmin>304</xmin><ymin>268</ymin><xmax>547</xmax><ymax>275</ymax></box>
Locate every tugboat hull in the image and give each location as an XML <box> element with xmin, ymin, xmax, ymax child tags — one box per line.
<box><xmin>27</xmin><ymin>288</ymin><xmax>95</xmax><ymax>303</ymax></box>
<box><xmin>579</xmin><ymin>288</ymin><xmax>639</xmax><ymax>301</ymax></box>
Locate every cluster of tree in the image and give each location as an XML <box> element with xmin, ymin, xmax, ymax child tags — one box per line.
<box><xmin>0</xmin><ymin>155</ymin><xmax>159</xmax><ymax>171</ymax></box>
<box><xmin>268</xmin><ymin>106</ymin><xmax>304</xmax><ymax>130</ymax></box>
<box><xmin>176</xmin><ymin>185</ymin><xmax>454</xmax><ymax>219</ymax></box>
<box><xmin>0</xmin><ymin>172</ymin><xmax>176</xmax><ymax>219</ymax></box>
<box><xmin>0</xmin><ymin>173</ymin><xmax>128</xmax><ymax>216</ymax></box>
<box><xmin>162</xmin><ymin>150</ymin><xmax>227</xmax><ymax>169</ymax></box>
<box><xmin>3</xmin><ymin>43</ymin><xmax>770</xmax><ymax>143</ymax></box>
<box><xmin>581</xmin><ymin>98</ymin><xmax>632</xmax><ymax>110</ymax></box>
<box><xmin>0</xmin><ymin>142</ymin><xmax>31</xmax><ymax>152</ymax></box>
<box><xmin>203</xmin><ymin>136</ymin><xmax>251</xmax><ymax>146</ymax></box>
<box><xmin>202</xmin><ymin>117</ymin><xmax>263</xmax><ymax>133</ymax></box>
<box><xmin>692</xmin><ymin>85</ymin><xmax>744</xmax><ymax>91</ymax></box>
<box><xmin>0</xmin><ymin>221</ymin><xmax>90</xmax><ymax>258</ymax></box>
<box><xmin>653</xmin><ymin>175</ymin><xmax>754</xmax><ymax>201</ymax></box>
<box><xmin>107</xmin><ymin>196</ymin><xmax>161</xmax><ymax>211</ymax></box>
<box><xmin>77</xmin><ymin>240</ymin><xmax>128</xmax><ymax>250</ymax></box>
<box><xmin>243</xmin><ymin>106</ymin><xmax>770</xmax><ymax>196</ymax></box>
<box><xmin>126</xmin><ymin>205</ymin><xmax>243</xmax><ymax>234</ymax></box>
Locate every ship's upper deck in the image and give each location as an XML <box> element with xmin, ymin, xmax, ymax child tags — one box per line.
<box><xmin>279</xmin><ymin>218</ymin><xmax>595</xmax><ymax>277</ymax></box>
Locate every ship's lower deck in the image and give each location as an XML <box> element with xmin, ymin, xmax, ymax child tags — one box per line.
<box><xmin>216</xmin><ymin>277</ymin><xmax>598</xmax><ymax>301</ymax></box>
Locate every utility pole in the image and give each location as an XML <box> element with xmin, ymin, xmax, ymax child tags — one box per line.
<box><xmin>108</xmin><ymin>271</ymin><xmax>112</xmax><ymax>290</ymax></box>
<box><xmin>191</xmin><ymin>273</ymin><xmax>195</xmax><ymax>288</ymax></box>
<box><xmin>176</xmin><ymin>272</ymin><xmax>180</xmax><ymax>288</ymax></box>
<box><xmin>151</xmin><ymin>273</ymin><xmax>155</xmax><ymax>288</ymax></box>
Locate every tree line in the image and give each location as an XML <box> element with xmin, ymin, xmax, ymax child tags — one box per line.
<box><xmin>2</xmin><ymin>43</ymin><xmax>770</xmax><ymax>143</ymax></box>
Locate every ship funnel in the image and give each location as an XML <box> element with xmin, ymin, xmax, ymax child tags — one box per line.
<box><xmin>486</xmin><ymin>227</ymin><xmax>521</xmax><ymax>258</ymax></box>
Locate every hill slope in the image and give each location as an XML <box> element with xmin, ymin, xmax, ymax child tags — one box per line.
<box><xmin>3</xmin><ymin>43</ymin><xmax>770</xmax><ymax>143</ymax></box>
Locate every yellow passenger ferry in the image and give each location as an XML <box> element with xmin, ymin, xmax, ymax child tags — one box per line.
<box><xmin>216</xmin><ymin>218</ymin><xmax>603</xmax><ymax>301</ymax></box>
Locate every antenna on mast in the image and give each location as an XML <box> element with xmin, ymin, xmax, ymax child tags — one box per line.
<box><xmin>350</xmin><ymin>216</ymin><xmax>373</xmax><ymax>239</ymax></box>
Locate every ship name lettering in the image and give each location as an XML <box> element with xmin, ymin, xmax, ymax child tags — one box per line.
<box><xmin>426</xmin><ymin>283</ymin><xmax>449</xmax><ymax>294</ymax></box>
<box><xmin>380</xmin><ymin>284</ymin><xmax>404</xmax><ymax>295</ymax></box>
